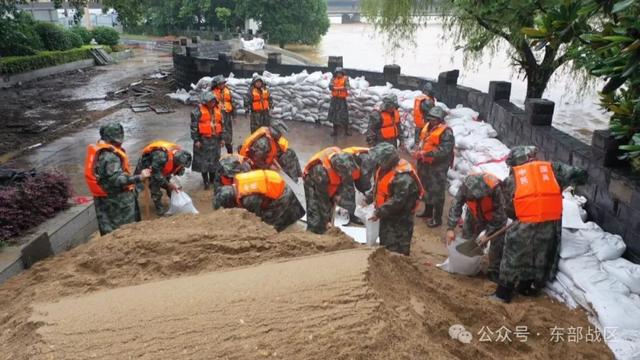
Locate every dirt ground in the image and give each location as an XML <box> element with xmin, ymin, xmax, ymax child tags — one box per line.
<box><xmin>0</xmin><ymin>209</ymin><xmax>612</xmax><ymax>359</ymax></box>
<box><xmin>0</xmin><ymin>49</ymin><xmax>175</xmax><ymax>161</ymax></box>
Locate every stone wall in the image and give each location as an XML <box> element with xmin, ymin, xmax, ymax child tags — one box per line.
<box><xmin>173</xmin><ymin>42</ymin><xmax>640</xmax><ymax>263</ymax></box>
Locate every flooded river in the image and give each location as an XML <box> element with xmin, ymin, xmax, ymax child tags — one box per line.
<box><xmin>289</xmin><ymin>20</ymin><xmax>608</xmax><ymax>143</ymax></box>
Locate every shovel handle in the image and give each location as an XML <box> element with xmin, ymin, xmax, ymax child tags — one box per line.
<box><xmin>477</xmin><ymin>221</ymin><xmax>519</xmax><ymax>246</ymax></box>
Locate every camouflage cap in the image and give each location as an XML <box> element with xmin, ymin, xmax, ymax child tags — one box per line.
<box><xmin>420</xmin><ymin>97</ymin><xmax>435</xmax><ymax>113</ymax></box>
<box><xmin>252</xmin><ymin>75</ymin><xmax>265</xmax><ymax>85</ymax></box>
<box><xmin>506</xmin><ymin>146</ymin><xmax>538</xmax><ymax>167</ymax></box>
<box><xmin>422</xmin><ymin>82</ymin><xmax>434</xmax><ymax>95</ymax></box>
<box><xmin>270</xmin><ymin>120</ymin><xmax>288</xmax><ymax>136</ymax></box>
<box><xmin>426</xmin><ymin>106</ymin><xmax>446</xmax><ymax>122</ymax></box>
<box><xmin>174</xmin><ymin>150</ymin><xmax>192</xmax><ymax>168</ymax></box>
<box><xmin>200</xmin><ymin>91</ymin><xmax>216</xmax><ymax>104</ymax></box>
<box><xmin>462</xmin><ymin>174</ymin><xmax>493</xmax><ymax>199</ymax></box>
<box><xmin>214</xmin><ymin>75</ymin><xmax>227</xmax><ymax>84</ymax></box>
<box><xmin>99</xmin><ymin>122</ymin><xmax>124</xmax><ymax>144</ymax></box>
<box><xmin>219</xmin><ymin>155</ymin><xmax>245</xmax><ymax>177</ymax></box>
<box><xmin>330</xmin><ymin>152</ymin><xmax>356</xmax><ymax>179</ymax></box>
<box><xmin>334</xmin><ymin>67</ymin><xmax>345</xmax><ymax>75</ymax></box>
<box><xmin>213</xmin><ymin>185</ymin><xmax>237</xmax><ymax>209</ymax></box>
<box><xmin>382</xmin><ymin>94</ymin><xmax>398</xmax><ymax>109</ymax></box>
<box><xmin>369</xmin><ymin>142</ymin><xmax>399</xmax><ymax>170</ymax></box>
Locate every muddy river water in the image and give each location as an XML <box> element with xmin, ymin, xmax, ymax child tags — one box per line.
<box><xmin>289</xmin><ymin>20</ymin><xmax>608</xmax><ymax>143</ymax></box>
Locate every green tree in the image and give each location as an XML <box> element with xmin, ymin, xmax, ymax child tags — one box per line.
<box><xmin>215</xmin><ymin>6</ymin><xmax>232</xmax><ymax>30</ymax></box>
<box><xmin>361</xmin><ymin>0</ymin><xmax>593</xmax><ymax>99</ymax></box>
<box><xmin>237</xmin><ymin>0</ymin><xmax>329</xmax><ymax>48</ymax></box>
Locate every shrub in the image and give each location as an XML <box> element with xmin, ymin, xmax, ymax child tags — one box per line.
<box><xmin>70</xmin><ymin>25</ymin><xmax>93</xmax><ymax>44</ymax></box>
<box><xmin>0</xmin><ymin>47</ymin><xmax>93</xmax><ymax>74</ymax></box>
<box><xmin>110</xmin><ymin>44</ymin><xmax>128</xmax><ymax>52</ymax></box>
<box><xmin>0</xmin><ymin>13</ymin><xmax>44</xmax><ymax>56</ymax></box>
<box><xmin>64</xmin><ymin>29</ymin><xmax>84</xmax><ymax>48</ymax></box>
<box><xmin>35</xmin><ymin>22</ymin><xmax>73</xmax><ymax>51</ymax></box>
<box><xmin>0</xmin><ymin>171</ymin><xmax>72</xmax><ymax>243</ymax></box>
<box><xmin>92</xmin><ymin>26</ymin><xmax>120</xmax><ymax>46</ymax></box>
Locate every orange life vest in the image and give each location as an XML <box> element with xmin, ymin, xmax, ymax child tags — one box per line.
<box><xmin>239</xmin><ymin>127</ymin><xmax>289</xmax><ymax>167</ymax></box>
<box><xmin>251</xmin><ymin>87</ymin><xmax>270</xmax><ymax>112</ymax></box>
<box><xmin>234</xmin><ymin>170</ymin><xmax>286</xmax><ymax>205</ymax></box>
<box><xmin>513</xmin><ymin>161</ymin><xmax>562</xmax><ymax>223</ymax></box>
<box><xmin>332</xmin><ymin>76</ymin><xmax>348</xmax><ymax>98</ymax></box>
<box><xmin>374</xmin><ymin>159</ymin><xmax>424</xmax><ymax>210</ymax></box>
<box><xmin>84</xmin><ymin>142</ymin><xmax>133</xmax><ymax>197</ymax></box>
<box><xmin>303</xmin><ymin>147</ymin><xmax>343</xmax><ymax>198</ymax></box>
<box><xmin>466</xmin><ymin>173</ymin><xmax>501</xmax><ymax>222</ymax></box>
<box><xmin>342</xmin><ymin>146</ymin><xmax>369</xmax><ymax>180</ymax></box>
<box><xmin>213</xmin><ymin>86</ymin><xmax>233</xmax><ymax>113</ymax></box>
<box><xmin>380</xmin><ymin>109</ymin><xmax>400</xmax><ymax>140</ymax></box>
<box><xmin>142</xmin><ymin>140</ymin><xmax>182</xmax><ymax>176</ymax></box>
<box><xmin>198</xmin><ymin>104</ymin><xmax>223</xmax><ymax>138</ymax></box>
<box><xmin>413</xmin><ymin>95</ymin><xmax>435</xmax><ymax>129</ymax></box>
<box><xmin>418</xmin><ymin>123</ymin><xmax>450</xmax><ymax>164</ymax></box>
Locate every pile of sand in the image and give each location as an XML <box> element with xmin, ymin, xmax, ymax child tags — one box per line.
<box><xmin>0</xmin><ymin>209</ymin><xmax>612</xmax><ymax>359</ymax></box>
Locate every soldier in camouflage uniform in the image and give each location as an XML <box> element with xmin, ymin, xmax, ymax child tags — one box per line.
<box><xmin>368</xmin><ymin>142</ymin><xmax>422</xmax><ymax>256</ymax></box>
<box><xmin>214</xmin><ymin>174</ymin><xmax>305</xmax><ymax>232</ymax></box>
<box><xmin>413</xmin><ymin>106</ymin><xmax>455</xmax><ymax>227</ymax></box>
<box><xmin>191</xmin><ymin>92</ymin><xmax>222</xmax><ymax>190</ymax></box>
<box><xmin>339</xmin><ymin>147</ymin><xmax>375</xmax><ymax>225</ymax></box>
<box><xmin>366</xmin><ymin>94</ymin><xmax>402</xmax><ymax>148</ymax></box>
<box><xmin>445</xmin><ymin>173</ymin><xmax>508</xmax><ymax>282</ymax></box>
<box><xmin>303</xmin><ymin>149</ymin><xmax>358</xmax><ymax>234</ymax></box>
<box><xmin>134</xmin><ymin>144</ymin><xmax>192</xmax><ymax>215</ymax></box>
<box><xmin>240</xmin><ymin>124</ymin><xmax>302</xmax><ymax>181</ymax></box>
<box><xmin>493</xmin><ymin>146</ymin><xmax>587</xmax><ymax>303</ymax></box>
<box><xmin>413</xmin><ymin>84</ymin><xmax>436</xmax><ymax>146</ymax></box>
<box><xmin>212</xmin><ymin>75</ymin><xmax>236</xmax><ymax>154</ymax></box>
<box><xmin>86</xmin><ymin>122</ymin><xmax>151</xmax><ymax>235</ymax></box>
<box><xmin>328</xmin><ymin>67</ymin><xmax>351</xmax><ymax>137</ymax></box>
<box><xmin>212</xmin><ymin>153</ymin><xmax>253</xmax><ymax>193</ymax></box>
<box><xmin>245</xmin><ymin>76</ymin><xmax>273</xmax><ymax>133</ymax></box>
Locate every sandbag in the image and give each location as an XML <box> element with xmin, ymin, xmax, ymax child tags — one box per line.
<box><xmin>560</xmin><ymin>228</ymin><xmax>593</xmax><ymax>259</ymax></box>
<box><xmin>437</xmin><ymin>236</ymin><xmax>483</xmax><ymax>276</ymax></box>
<box><xmin>165</xmin><ymin>191</ymin><xmax>199</xmax><ymax>215</ymax></box>
<box><xmin>591</xmin><ymin>233</ymin><xmax>626</xmax><ymax>261</ymax></box>
<box><xmin>602</xmin><ymin>258</ymin><xmax>640</xmax><ymax>294</ymax></box>
<box><xmin>585</xmin><ymin>291</ymin><xmax>640</xmax><ymax>331</ymax></box>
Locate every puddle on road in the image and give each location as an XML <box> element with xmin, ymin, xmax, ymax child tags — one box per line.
<box><xmin>84</xmin><ymin>99</ymin><xmax>124</xmax><ymax>111</ymax></box>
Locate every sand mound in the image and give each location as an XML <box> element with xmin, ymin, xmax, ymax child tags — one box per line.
<box><xmin>0</xmin><ymin>209</ymin><xmax>356</xmax><ymax>359</ymax></box>
<box><xmin>0</xmin><ymin>209</ymin><xmax>612</xmax><ymax>359</ymax></box>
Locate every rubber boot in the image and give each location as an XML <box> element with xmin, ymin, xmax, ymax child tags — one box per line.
<box><xmin>345</xmin><ymin>124</ymin><xmax>352</xmax><ymax>136</ymax></box>
<box><xmin>331</xmin><ymin>124</ymin><xmax>338</xmax><ymax>137</ymax></box>
<box><xmin>416</xmin><ymin>203</ymin><xmax>433</xmax><ymax>218</ymax></box>
<box><xmin>201</xmin><ymin>173</ymin><xmax>210</xmax><ymax>190</ymax></box>
<box><xmin>516</xmin><ymin>280</ymin><xmax>539</xmax><ymax>297</ymax></box>
<box><xmin>427</xmin><ymin>202</ymin><xmax>443</xmax><ymax>228</ymax></box>
<box><xmin>225</xmin><ymin>143</ymin><xmax>233</xmax><ymax>154</ymax></box>
<box><xmin>489</xmin><ymin>284</ymin><xmax>513</xmax><ymax>303</ymax></box>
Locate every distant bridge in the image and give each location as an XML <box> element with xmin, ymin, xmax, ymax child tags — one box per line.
<box><xmin>327</xmin><ymin>0</ymin><xmax>361</xmax><ymax>22</ymax></box>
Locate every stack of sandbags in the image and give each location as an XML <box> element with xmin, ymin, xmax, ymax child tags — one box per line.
<box><xmin>544</xmin><ymin>191</ymin><xmax>640</xmax><ymax>360</ymax></box>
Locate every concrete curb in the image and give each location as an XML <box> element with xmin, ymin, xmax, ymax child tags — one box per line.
<box><xmin>0</xmin><ymin>202</ymin><xmax>98</xmax><ymax>285</ymax></box>
<box><xmin>112</xmin><ymin>49</ymin><xmax>134</xmax><ymax>61</ymax></box>
<box><xmin>0</xmin><ymin>59</ymin><xmax>95</xmax><ymax>89</ymax></box>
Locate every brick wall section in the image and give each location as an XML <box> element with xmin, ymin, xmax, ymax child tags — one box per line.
<box><xmin>173</xmin><ymin>45</ymin><xmax>640</xmax><ymax>263</ymax></box>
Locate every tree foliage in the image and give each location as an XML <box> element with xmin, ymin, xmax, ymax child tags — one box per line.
<box><xmin>215</xmin><ymin>6</ymin><xmax>232</xmax><ymax>29</ymax></box>
<box><xmin>237</xmin><ymin>0</ymin><xmax>329</xmax><ymax>48</ymax></box>
<box><xmin>361</xmin><ymin>0</ymin><xmax>592</xmax><ymax>99</ymax></box>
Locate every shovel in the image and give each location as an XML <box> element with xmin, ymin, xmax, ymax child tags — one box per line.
<box><xmin>141</xmin><ymin>178</ymin><xmax>153</xmax><ymax>220</ymax></box>
<box><xmin>455</xmin><ymin>221</ymin><xmax>519</xmax><ymax>257</ymax></box>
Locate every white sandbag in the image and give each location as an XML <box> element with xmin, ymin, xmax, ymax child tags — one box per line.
<box><xmin>574</xmin><ymin>269</ymin><xmax>630</xmax><ymax>296</ymax></box>
<box><xmin>165</xmin><ymin>191</ymin><xmax>199</xmax><ymax>215</ymax></box>
<box><xmin>585</xmin><ymin>291</ymin><xmax>640</xmax><ymax>331</ymax></box>
<box><xmin>555</xmin><ymin>271</ymin><xmax>592</xmax><ymax>311</ymax></box>
<box><xmin>354</xmin><ymin>204</ymin><xmax>379</xmax><ymax>246</ymax></box>
<box><xmin>241</xmin><ymin>37</ymin><xmax>265</xmax><ymax>50</ymax></box>
<box><xmin>475</xmin><ymin>162</ymin><xmax>510</xmax><ymax>180</ymax></box>
<box><xmin>591</xmin><ymin>233</ymin><xmax>626</xmax><ymax>261</ymax></box>
<box><xmin>191</xmin><ymin>76</ymin><xmax>213</xmax><ymax>91</ymax></box>
<box><xmin>545</xmin><ymin>279</ymin><xmax>579</xmax><ymax>309</ymax></box>
<box><xmin>602</xmin><ymin>258</ymin><xmax>640</xmax><ymax>294</ymax></box>
<box><xmin>165</xmin><ymin>89</ymin><xmax>191</xmax><ymax>104</ymax></box>
<box><xmin>559</xmin><ymin>255</ymin><xmax>601</xmax><ymax>283</ymax></box>
<box><xmin>448</xmin><ymin>106</ymin><xmax>479</xmax><ymax>121</ymax></box>
<box><xmin>437</xmin><ymin>236</ymin><xmax>483</xmax><ymax>276</ymax></box>
<box><xmin>560</xmin><ymin>228</ymin><xmax>593</xmax><ymax>259</ymax></box>
<box><xmin>448</xmin><ymin>179</ymin><xmax>462</xmax><ymax>196</ymax></box>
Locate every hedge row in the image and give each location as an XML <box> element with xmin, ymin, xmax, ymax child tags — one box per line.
<box><xmin>0</xmin><ymin>46</ymin><xmax>96</xmax><ymax>75</ymax></box>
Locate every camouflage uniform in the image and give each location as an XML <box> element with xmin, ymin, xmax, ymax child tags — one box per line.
<box><xmin>212</xmin><ymin>154</ymin><xmax>253</xmax><ymax>193</ymax></box>
<box><xmin>212</xmin><ymin>75</ymin><xmax>236</xmax><ymax>155</ymax></box>
<box><xmin>245</xmin><ymin>76</ymin><xmax>273</xmax><ymax>133</ymax></box>
<box><xmin>338</xmin><ymin>149</ymin><xmax>374</xmax><ymax>223</ymax></box>
<box><xmin>304</xmin><ymin>152</ymin><xmax>357</xmax><ymax>234</ymax></box>
<box><xmin>446</xmin><ymin>174</ymin><xmax>508</xmax><ymax>280</ymax></box>
<box><xmin>134</xmin><ymin>148</ymin><xmax>192</xmax><ymax>215</ymax></box>
<box><xmin>366</xmin><ymin>95</ymin><xmax>401</xmax><ymax>147</ymax></box>
<box><xmin>328</xmin><ymin>68</ymin><xmax>351</xmax><ymax>136</ymax></box>
<box><xmin>92</xmin><ymin>123</ymin><xmax>143</xmax><ymax>235</ymax></box>
<box><xmin>415</xmin><ymin>106</ymin><xmax>455</xmax><ymax>227</ymax></box>
<box><xmin>244</xmin><ymin>126</ymin><xmax>302</xmax><ymax>180</ymax></box>
<box><xmin>496</xmin><ymin>146</ymin><xmax>587</xmax><ymax>301</ymax></box>
<box><xmin>191</xmin><ymin>92</ymin><xmax>222</xmax><ymax>188</ymax></box>
<box><xmin>214</xmin><ymin>184</ymin><xmax>306</xmax><ymax>232</ymax></box>
<box><xmin>370</xmin><ymin>143</ymin><xmax>421</xmax><ymax>256</ymax></box>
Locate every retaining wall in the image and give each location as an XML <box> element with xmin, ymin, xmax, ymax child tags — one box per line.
<box><xmin>173</xmin><ymin>42</ymin><xmax>640</xmax><ymax>263</ymax></box>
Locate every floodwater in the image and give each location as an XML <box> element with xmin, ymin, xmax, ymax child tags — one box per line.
<box><xmin>289</xmin><ymin>20</ymin><xmax>608</xmax><ymax>143</ymax></box>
